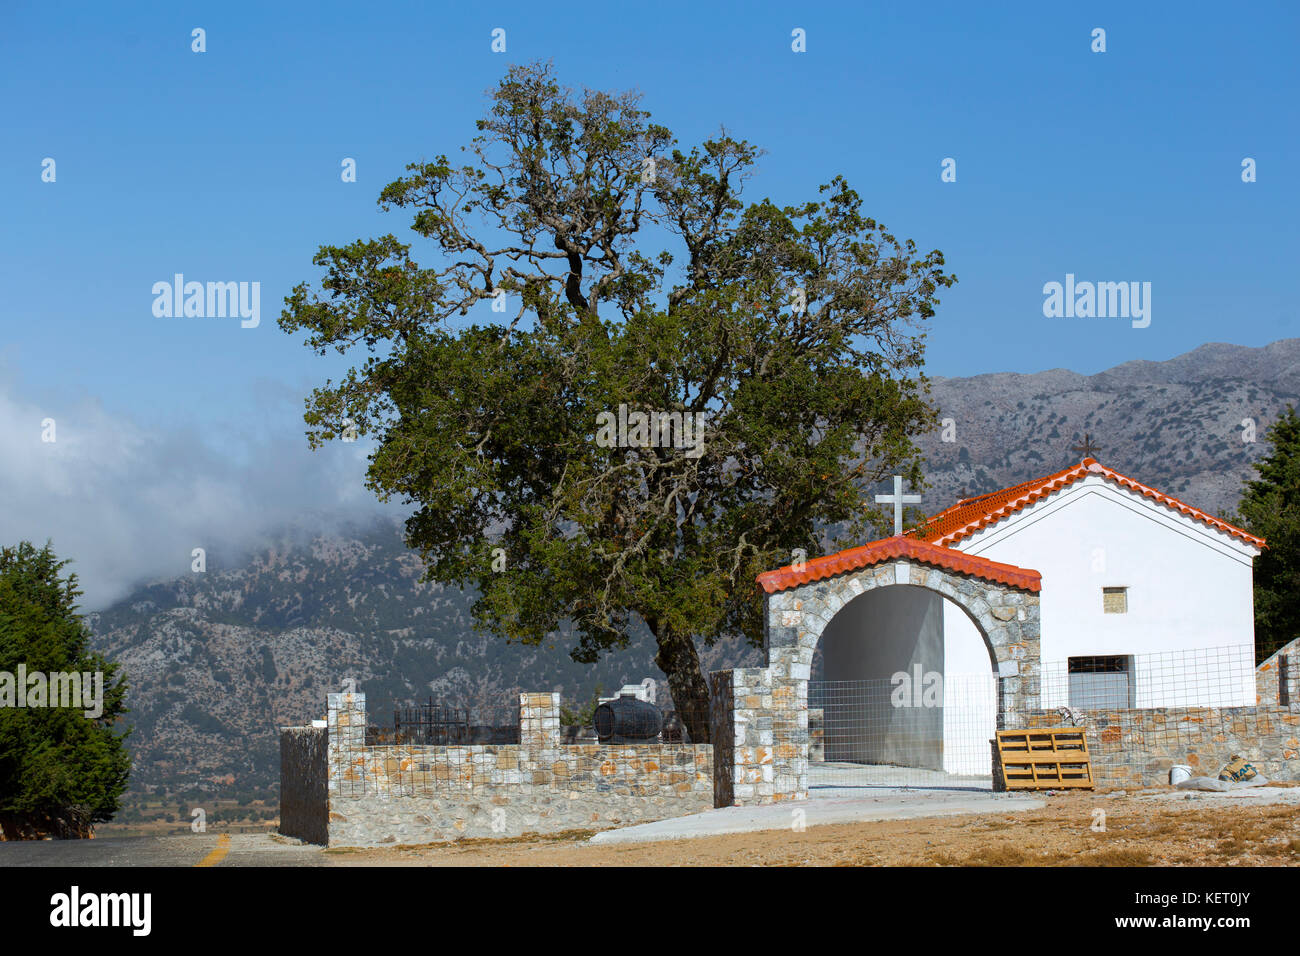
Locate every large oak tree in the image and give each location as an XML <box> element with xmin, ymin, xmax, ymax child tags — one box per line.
<box><xmin>280</xmin><ymin>63</ymin><xmax>954</xmax><ymax>740</ymax></box>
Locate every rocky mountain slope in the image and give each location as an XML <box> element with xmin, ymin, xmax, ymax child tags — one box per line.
<box><xmin>86</xmin><ymin>339</ymin><xmax>1298</xmax><ymax>801</ymax></box>
<box><xmin>87</xmin><ymin>520</ymin><xmax>750</xmax><ymax>799</ymax></box>
<box><xmin>916</xmin><ymin>339</ymin><xmax>1300</xmax><ymax>517</ymax></box>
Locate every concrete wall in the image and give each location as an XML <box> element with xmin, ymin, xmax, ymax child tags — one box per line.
<box><xmin>278</xmin><ymin>725</ymin><xmax>328</xmax><ymax>845</ymax></box>
<box><xmin>297</xmin><ymin>691</ymin><xmax>712</xmax><ymax>847</ymax></box>
<box><xmin>956</xmin><ymin>475</ymin><xmax>1259</xmax><ymax>707</ymax></box>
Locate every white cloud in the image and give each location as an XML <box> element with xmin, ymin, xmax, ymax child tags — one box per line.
<box><xmin>0</xmin><ymin>379</ymin><xmax>402</xmax><ymax>610</ymax></box>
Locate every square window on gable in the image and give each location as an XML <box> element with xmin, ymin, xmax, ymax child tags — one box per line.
<box><xmin>1103</xmin><ymin>586</ymin><xmax>1127</xmax><ymax>614</ymax></box>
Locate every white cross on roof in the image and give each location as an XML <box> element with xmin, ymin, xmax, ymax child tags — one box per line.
<box><xmin>875</xmin><ymin>475</ymin><xmax>922</xmax><ymax>536</ymax></box>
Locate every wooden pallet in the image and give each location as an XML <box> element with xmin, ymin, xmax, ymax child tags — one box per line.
<box><xmin>996</xmin><ymin>728</ymin><xmax>1094</xmax><ymax>790</ymax></box>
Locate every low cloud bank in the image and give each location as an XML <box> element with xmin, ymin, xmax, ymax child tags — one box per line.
<box><xmin>0</xmin><ymin>379</ymin><xmax>403</xmax><ymax>610</ymax></box>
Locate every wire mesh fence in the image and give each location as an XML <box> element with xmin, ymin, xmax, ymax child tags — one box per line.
<box><xmin>1040</xmin><ymin>644</ymin><xmax>1256</xmax><ymax>711</ymax></box>
<box><xmin>363</xmin><ymin>691</ymin><xmax>713</xmax><ymax>747</ymax></box>
<box><xmin>365</xmin><ymin>695</ymin><xmax>520</xmax><ymax>746</ymax></box>
<box><xmin>804</xmin><ymin>645</ymin><xmax>1261</xmax><ymax>792</ymax></box>
<box><xmin>559</xmin><ymin>692</ymin><xmax>712</xmax><ymax>745</ymax></box>
<box><xmin>336</xmin><ymin>689</ymin><xmax>714</xmax><ymax>797</ymax></box>
<box><xmin>809</xmin><ymin>673</ymin><xmax>999</xmax><ymax>789</ymax></box>
<box><xmin>344</xmin><ymin>646</ymin><xmax>1263</xmax><ymax>795</ymax></box>
<box><xmin>1037</xmin><ymin>644</ymin><xmax>1264</xmax><ymax>787</ymax></box>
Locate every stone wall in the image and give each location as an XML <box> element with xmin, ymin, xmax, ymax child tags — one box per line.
<box><xmin>290</xmin><ymin>691</ymin><xmax>712</xmax><ymax>847</ymax></box>
<box><xmin>1256</xmin><ymin>637</ymin><xmax>1300</xmax><ymax>707</ymax></box>
<box><xmin>1011</xmin><ymin>641</ymin><xmax>1300</xmax><ymax>789</ymax></box>
<box><xmin>1022</xmin><ymin>704</ymin><xmax>1300</xmax><ymax>788</ymax></box>
<box><xmin>278</xmin><ymin>725</ymin><xmax>327</xmax><ymax>845</ymax></box>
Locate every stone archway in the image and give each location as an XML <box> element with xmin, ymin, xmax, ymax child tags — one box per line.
<box><xmin>710</xmin><ymin>537</ymin><xmax>1041</xmax><ymax>807</ymax></box>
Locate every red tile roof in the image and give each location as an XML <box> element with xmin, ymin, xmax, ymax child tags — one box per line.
<box><xmin>757</xmin><ymin>535</ymin><xmax>1042</xmax><ymax>595</ymax></box>
<box><xmin>757</xmin><ymin>459</ymin><xmax>1263</xmax><ymax>596</ymax></box>
<box><xmin>910</xmin><ymin>458</ymin><xmax>1265</xmax><ymax>548</ymax></box>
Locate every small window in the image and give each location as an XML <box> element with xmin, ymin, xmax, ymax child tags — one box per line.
<box><xmin>1068</xmin><ymin>655</ymin><xmax>1134</xmax><ymax>708</ymax></box>
<box><xmin>1102</xmin><ymin>586</ymin><xmax>1127</xmax><ymax>614</ymax></box>
<box><xmin>1069</xmin><ymin>655</ymin><xmax>1129</xmax><ymax>674</ymax></box>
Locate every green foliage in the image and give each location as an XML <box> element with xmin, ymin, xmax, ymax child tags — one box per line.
<box><xmin>280</xmin><ymin>62</ymin><xmax>955</xmax><ymax>739</ymax></box>
<box><xmin>0</xmin><ymin>542</ymin><xmax>131</xmax><ymax>837</ymax></box>
<box><xmin>560</xmin><ymin>684</ymin><xmax>603</xmax><ymax>728</ymax></box>
<box><xmin>1230</xmin><ymin>406</ymin><xmax>1300</xmax><ymax>662</ymax></box>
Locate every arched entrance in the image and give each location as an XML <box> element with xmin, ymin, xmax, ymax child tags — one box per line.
<box><xmin>810</xmin><ymin>583</ymin><xmax>1000</xmax><ymax>790</ymax></box>
<box><xmin>710</xmin><ymin>537</ymin><xmax>1041</xmax><ymax>806</ymax></box>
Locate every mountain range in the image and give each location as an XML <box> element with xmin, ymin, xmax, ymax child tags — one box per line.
<box><xmin>86</xmin><ymin>338</ymin><xmax>1299</xmax><ymax>801</ymax></box>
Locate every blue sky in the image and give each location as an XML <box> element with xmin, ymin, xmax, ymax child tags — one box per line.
<box><xmin>2</xmin><ymin>0</ymin><xmax>1297</xmax><ymax>605</ymax></box>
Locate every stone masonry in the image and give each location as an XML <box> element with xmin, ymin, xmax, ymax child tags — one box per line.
<box><xmin>283</xmin><ymin>691</ymin><xmax>712</xmax><ymax>847</ymax></box>
<box><xmin>1023</xmin><ymin>704</ymin><xmax>1300</xmax><ymax>788</ymax></box>
<box><xmin>711</xmin><ymin>668</ymin><xmax>779</xmax><ymax>806</ymax></box>
<box><xmin>738</xmin><ymin>557</ymin><xmax>1041</xmax><ymax>805</ymax></box>
<box><xmin>1256</xmin><ymin>637</ymin><xmax>1300</xmax><ymax>707</ymax></box>
<box><xmin>1017</xmin><ymin>637</ymin><xmax>1300</xmax><ymax>789</ymax></box>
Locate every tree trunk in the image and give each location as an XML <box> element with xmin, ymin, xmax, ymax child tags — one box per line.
<box><xmin>651</xmin><ymin>622</ymin><xmax>712</xmax><ymax>744</ymax></box>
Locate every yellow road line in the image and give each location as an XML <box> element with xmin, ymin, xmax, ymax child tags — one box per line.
<box><xmin>195</xmin><ymin>833</ymin><xmax>231</xmax><ymax>867</ymax></box>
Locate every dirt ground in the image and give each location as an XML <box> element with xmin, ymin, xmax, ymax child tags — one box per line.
<box><xmin>331</xmin><ymin>787</ymin><xmax>1300</xmax><ymax>866</ymax></box>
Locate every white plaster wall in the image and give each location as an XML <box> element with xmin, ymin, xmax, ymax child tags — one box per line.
<box><xmin>956</xmin><ymin>475</ymin><xmax>1257</xmax><ymax>707</ymax></box>
<box><xmin>941</xmin><ymin>603</ymin><xmax>996</xmax><ymax>775</ymax></box>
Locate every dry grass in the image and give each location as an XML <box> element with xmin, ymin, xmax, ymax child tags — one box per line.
<box><xmin>334</xmin><ymin>789</ymin><xmax>1300</xmax><ymax>867</ymax></box>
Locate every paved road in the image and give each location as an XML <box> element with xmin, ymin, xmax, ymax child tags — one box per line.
<box><xmin>0</xmin><ymin>832</ymin><xmax>335</xmax><ymax>867</ymax></box>
<box><xmin>0</xmin><ymin>783</ymin><xmax>1061</xmax><ymax>862</ymax></box>
<box><xmin>809</xmin><ymin>762</ymin><xmax>992</xmax><ymax>791</ymax></box>
<box><xmin>589</xmin><ymin>787</ymin><xmax>1043</xmax><ymax>844</ymax></box>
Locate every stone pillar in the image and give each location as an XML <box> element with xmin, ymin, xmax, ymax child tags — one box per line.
<box><xmin>710</xmin><ymin>668</ymin><xmax>776</xmax><ymax>807</ymax></box>
<box><xmin>764</xmin><ymin>588</ymin><xmax>814</xmax><ymax>802</ymax></box>
<box><xmin>519</xmin><ymin>693</ymin><xmax>560</xmax><ymax>785</ymax></box>
<box><xmin>766</xmin><ymin>645</ymin><xmax>809</xmax><ymax>801</ymax></box>
<box><xmin>1017</xmin><ymin>594</ymin><xmax>1042</xmax><ymax>713</ymax></box>
<box><xmin>996</xmin><ymin>671</ymin><xmax>1022</xmax><ymax>730</ymax></box>
<box><xmin>770</xmin><ymin>677</ymin><xmax>808</xmax><ymax>800</ymax></box>
<box><xmin>981</xmin><ymin>588</ymin><xmax>1040</xmax><ymax>721</ymax></box>
<box><xmin>327</xmin><ymin>691</ymin><xmax>366</xmax><ymax>796</ymax></box>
